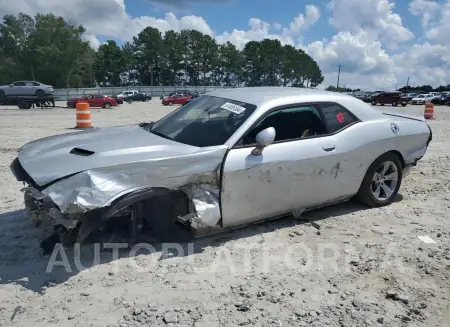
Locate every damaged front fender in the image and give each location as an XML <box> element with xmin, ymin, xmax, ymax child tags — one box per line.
<box><xmin>33</xmin><ymin>146</ymin><xmax>227</xmax><ymax>233</ymax></box>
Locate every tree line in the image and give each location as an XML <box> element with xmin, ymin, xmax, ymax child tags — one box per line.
<box><xmin>398</xmin><ymin>85</ymin><xmax>450</xmax><ymax>93</ymax></box>
<box><xmin>0</xmin><ymin>13</ymin><xmax>325</xmax><ymax>89</ymax></box>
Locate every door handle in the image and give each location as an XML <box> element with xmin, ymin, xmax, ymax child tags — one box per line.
<box><xmin>323</xmin><ymin>144</ymin><xmax>335</xmax><ymax>151</ymax></box>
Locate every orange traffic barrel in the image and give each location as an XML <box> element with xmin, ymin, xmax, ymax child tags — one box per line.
<box><xmin>424</xmin><ymin>103</ymin><xmax>435</xmax><ymax>120</ymax></box>
<box><xmin>76</xmin><ymin>102</ymin><xmax>93</xmax><ymax>128</ymax></box>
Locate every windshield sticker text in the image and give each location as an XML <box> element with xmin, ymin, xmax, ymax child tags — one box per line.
<box><xmin>220</xmin><ymin>102</ymin><xmax>246</xmax><ymax>115</ymax></box>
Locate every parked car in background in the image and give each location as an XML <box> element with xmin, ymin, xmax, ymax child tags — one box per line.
<box><xmin>175</xmin><ymin>90</ymin><xmax>192</xmax><ymax>96</ymax></box>
<box><xmin>0</xmin><ymin>81</ymin><xmax>54</xmax><ymax>101</ymax></box>
<box><xmin>192</xmin><ymin>91</ymin><xmax>206</xmax><ymax>99</ymax></box>
<box><xmin>402</xmin><ymin>93</ymin><xmax>418</xmax><ymax>103</ymax></box>
<box><xmin>109</xmin><ymin>95</ymin><xmax>124</xmax><ymax>105</ymax></box>
<box><xmin>361</xmin><ymin>93</ymin><xmax>374</xmax><ymax>102</ymax></box>
<box><xmin>371</xmin><ymin>91</ymin><xmax>407</xmax><ymax>106</ymax></box>
<box><xmin>67</xmin><ymin>94</ymin><xmax>118</xmax><ymax>108</ymax></box>
<box><xmin>431</xmin><ymin>93</ymin><xmax>450</xmax><ymax>105</ymax></box>
<box><xmin>123</xmin><ymin>92</ymin><xmax>152</xmax><ymax>102</ymax></box>
<box><xmin>160</xmin><ymin>90</ymin><xmax>192</xmax><ymax>100</ymax></box>
<box><xmin>10</xmin><ymin>87</ymin><xmax>432</xmax><ymax>248</ymax></box>
<box><xmin>411</xmin><ymin>94</ymin><xmax>435</xmax><ymax>105</ymax></box>
<box><xmin>162</xmin><ymin>93</ymin><xmax>192</xmax><ymax>106</ymax></box>
<box><xmin>115</xmin><ymin>90</ymin><xmax>139</xmax><ymax>101</ymax></box>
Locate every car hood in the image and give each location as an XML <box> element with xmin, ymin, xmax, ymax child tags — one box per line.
<box><xmin>17</xmin><ymin>124</ymin><xmax>205</xmax><ymax>186</ymax></box>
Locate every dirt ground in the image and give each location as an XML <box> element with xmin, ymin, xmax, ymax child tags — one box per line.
<box><xmin>0</xmin><ymin>100</ymin><xmax>449</xmax><ymax>327</ymax></box>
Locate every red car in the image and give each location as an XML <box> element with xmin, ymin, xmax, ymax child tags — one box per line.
<box><xmin>67</xmin><ymin>94</ymin><xmax>118</xmax><ymax>109</ymax></box>
<box><xmin>162</xmin><ymin>94</ymin><xmax>192</xmax><ymax>106</ymax></box>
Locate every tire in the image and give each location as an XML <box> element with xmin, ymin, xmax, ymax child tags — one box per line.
<box><xmin>35</xmin><ymin>89</ymin><xmax>45</xmax><ymax>98</ymax></box>
<box><xmin>168</xmin><ymin>102</ymin><xmax>173</xmax><ymax>106</ymax></box>
<box><xmin>392</xmin><ymin>101</ymin><xmax>397</xmax><ymax>106</ymax></box>
<box><xmin>0</xmin><ymin>90</ymin><xmax>5</xmax><ymax>101</ymax></box>
<box><xmin>371</xmin><ymin>101</ymin><xmax>376</xmax><ymax>105</ymax></box>
<box><xmin>103</xmin><ymin>102</ymin><xmax>111</xmax><ymax>109</ymax></box>
<box><xmin>355</xmin><ymin>152</ymin><xmax>403</xmax><ymax>207</ymax></box>
<box><xmin>401</xmin><ymin>103</ymin><xmax>406</xmax><ymax>107</ymax></box>
<box><xmin>18</xmin><ymin>100</ymin><xmax>32</xmax><ymax>110</ymax></box>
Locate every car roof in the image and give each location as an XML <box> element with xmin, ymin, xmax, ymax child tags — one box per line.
<box><xmin>206</xmin><ymin>87</ymin><xmax>383</xmax><ymax>121</ymax></box>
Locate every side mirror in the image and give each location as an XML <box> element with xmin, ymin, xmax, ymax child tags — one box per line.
<box><xmin>251</xmin><ymin>127</ymin><xmax>276</xmax><ymax>155</ymax></box>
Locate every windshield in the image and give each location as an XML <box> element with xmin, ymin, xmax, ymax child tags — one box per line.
<box><xmin>149</xmin><ymin>95</ymin><xmax>257</xmax><ymax>147</ymax></box>
<box><xmin>417</xmin><ymin>95</ymin><xmax>425</xmax><ymax>98</ymax></box>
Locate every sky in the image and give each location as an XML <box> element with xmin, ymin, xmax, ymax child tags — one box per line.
<box><xmin>1</xmin><ymin>0</ymin><xmax>449</xmax><ymax>90</ymax></box>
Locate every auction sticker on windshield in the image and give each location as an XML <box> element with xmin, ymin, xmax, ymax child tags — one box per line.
<box><xmin>221</xmin><ymin>102</ymin><xmax>246</xmax><ymax>115</ymax></box>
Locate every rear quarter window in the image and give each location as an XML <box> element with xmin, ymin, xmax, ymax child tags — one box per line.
<box><xmin>317</xmin><ymin>103</ymin><xmax>358</xmax><ymax>134</ymax></box>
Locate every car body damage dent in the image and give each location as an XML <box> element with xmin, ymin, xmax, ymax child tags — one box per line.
<box><xmin>331</xmin><ymin>162</ymin><xmax>343</xmax><ymax>179</ymax></box>
<box><xmin>41</xmin><ymin>147</ymin><xmax>227</xmax><ymax>215</ymax></box>
<box><xmin>181</xmin><ymin>184</ymin><xmax>221</xmax><ymax>227</ymax></box>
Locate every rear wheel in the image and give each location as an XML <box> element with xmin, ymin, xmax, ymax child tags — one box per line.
<box><xmin>355</xmin><ymin>152</ymin><xmax>402</xmax><ymax>207</ymax></box>
<box><xmin>371</xmin><ymin>100</ymin><xmax>377</xmax><ymax>105</ymax></box>
<box><xmin>392</xmin><ymin>101</ymin><xmax>397</xmax><ymax>106</ymax></box>
<box><xmin>18</xmin><ymin>100</ymin><xmax>32</xmax><ymax>109</ymax></box>
<box><xmin>103</xmin><ymin>102</ymin><xmax>112</xmax><ymax>109</ymax></box>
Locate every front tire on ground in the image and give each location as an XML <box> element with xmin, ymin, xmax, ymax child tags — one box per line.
<box><xmin>355</xmin><ymin>152</ymin><xmax>403</xmax><ymax>207</ymax></box>
<box><xmin>0</xmin><ymin>90</ymin><xmax>5</xmax><ymax>101</ymax></box>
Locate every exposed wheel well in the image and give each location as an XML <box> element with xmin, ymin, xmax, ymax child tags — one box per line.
<box><xmin>387</xmin><ymin>150</ymin><xmax>405</xmax><ymax>168</ymax></box>
<box><xmin>76</xmin><ymin>188</ymin><xmax>192</xmax><ymax>243</ymax></box>
<box><xmin>356</xmin><ymin>150</ymin><xmax>405</xmax><ymax>195</ymax></box>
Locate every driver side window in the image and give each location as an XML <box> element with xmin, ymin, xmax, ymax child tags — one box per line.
<box><xmin>241</xmin><ymin>106</ymin><xmax>327</xmax><ymax>146</ymax></box>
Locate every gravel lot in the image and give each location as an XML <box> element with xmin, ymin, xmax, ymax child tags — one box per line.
<box><xmin>0</xmin><ymin>100</ymin><xmax>449</xmax><ymax>327</ymax></box>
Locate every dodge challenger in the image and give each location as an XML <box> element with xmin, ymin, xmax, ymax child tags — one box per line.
<box><xmin>10</xmin><ymin>87</ymin><xmax>432</xmax><ymax>250</ymax></box>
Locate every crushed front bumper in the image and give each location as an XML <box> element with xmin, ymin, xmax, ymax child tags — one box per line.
<box><xmin>23</xmin><ymin>187</ymin><xmax>78</xmax><ymax>230</ymax></box>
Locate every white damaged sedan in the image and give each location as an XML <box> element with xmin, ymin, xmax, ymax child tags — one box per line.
<box><xmin>11</xmin><ymin>87</ymin><xmax>432</xmax><ymax>248</ymax></box>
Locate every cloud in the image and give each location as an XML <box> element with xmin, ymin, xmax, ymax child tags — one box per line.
<box><xmin>148</xmin><ymin>0</ymin><xmax>231</xmax><ymax>7</ymax></box>
<box><xmin>1</xmin><ymin>0</ymin><xmax>449</xmax><ymax>89</ymax></box>
<box><xmin>0</xmin><ymin>0</ymin><xmax>213</xmax><ymax>41</ymax></box>
<box><xmin>426</xmin><ymin>1</ymin><xmax>450</xmax><ymax>45</ymax></box>
<box><xmin>392</xmin><ymin>42</ymin><xmax>450</xmax><ymax>86</ymax></box>
<box><xmin>306</xmin><ymin>31</ymin><xmax>397</xmax><ymax>89</ymax></box>
<box><xmin>328</xmin><ymin>0</ymin><xmax>414</xmax><ymax>48</ymax></box>
<box><xmin>216</xmin><ymin>5</ymin><xmax>320</xmax><ymax>49</ymax></box>
<box><xmin>83</xmin><ymin>34</ymin><xmax>101</xmax><ymax>49</ymax></box>
<box><xmin>409</xmin><ymin>0</ymin><xmax>441</xmax><ymax>27</ymax></box>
